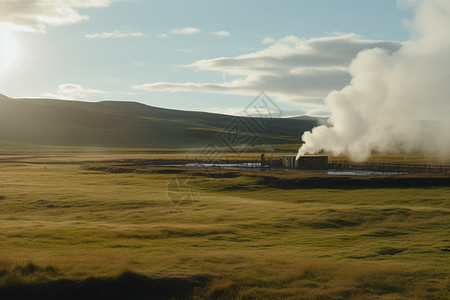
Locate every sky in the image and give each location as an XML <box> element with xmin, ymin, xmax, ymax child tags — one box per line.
<box><xmin>0</xmin><ymin>0</ymin><xmax>414</xmax><ymax>117</ymax></box>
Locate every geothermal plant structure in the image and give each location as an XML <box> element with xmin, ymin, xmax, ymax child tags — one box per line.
<box><xmin>277</xmin><ymin>155</ymin><xmax>448</xmax><ymax>173</ymax></box>
<box><xmin>281</xmin><ymin>155</ymin><xmax>329</xmax><ymax>170</ymax></box>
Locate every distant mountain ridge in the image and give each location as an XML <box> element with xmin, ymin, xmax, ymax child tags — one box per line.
<box><xmin>0</xmin><ymin>94</ymin><xmax>320</xmax><ymax>148</ymax></box>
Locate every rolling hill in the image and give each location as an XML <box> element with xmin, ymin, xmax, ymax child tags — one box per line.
<box><xmin>0</xmin><ymin>94</ymin><xmax>320</xmax><ymax>149</ymax></box>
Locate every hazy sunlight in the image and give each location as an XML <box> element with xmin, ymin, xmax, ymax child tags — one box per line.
<box><xmin>0</xmin><ymin>25</ymin><xmax>18</xmax><ymax>75</ymax></box>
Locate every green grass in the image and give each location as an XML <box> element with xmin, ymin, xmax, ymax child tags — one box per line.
<box><xmin>0</xmin><ymin>152</ymin><xmax>449</xmax><ymax>299</ymax></box>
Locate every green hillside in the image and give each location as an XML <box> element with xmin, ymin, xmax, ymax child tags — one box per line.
<box><xmin>0</xmin><ymin>94</ymin><xmax>319</xmax><ymax>149</ymax></box>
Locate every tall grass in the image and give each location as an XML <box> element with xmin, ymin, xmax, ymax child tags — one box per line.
<box><xmin>0</xmin><ymin>152</ymin><xmax>449</xmax><ymax>299</ymax></box>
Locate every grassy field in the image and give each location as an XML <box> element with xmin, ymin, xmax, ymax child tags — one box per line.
<box><xmin>0</xmin><ymin>146</ymin><xmax>449</xmax><ymax>299</ymax></box>
<box><xmin>0</xmin><ymin>95</ymin><xmax>316</xmax><ymax>148</ymax></box>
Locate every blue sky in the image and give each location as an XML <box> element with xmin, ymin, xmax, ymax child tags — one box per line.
<box><xmin>0</xmin><ymin>0</ymin><xmax>413</xmax><ymax>116</ymax></box>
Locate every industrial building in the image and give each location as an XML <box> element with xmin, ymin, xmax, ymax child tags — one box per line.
<box><xmin>281</xmin><ymin>155</ymin><xmax>328</xmax><ymax>170</ymax></box>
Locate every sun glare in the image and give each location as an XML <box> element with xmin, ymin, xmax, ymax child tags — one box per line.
<box><xmin>0</xmin><ymin>25</ymin><xmax>19</xmax><ymax>74</ymax></box>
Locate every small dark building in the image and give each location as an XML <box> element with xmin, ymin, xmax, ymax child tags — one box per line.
<box><xmin>297</xmin><ymin>155</ymin><xmax>328</xmax><ymax>170</ymax></box>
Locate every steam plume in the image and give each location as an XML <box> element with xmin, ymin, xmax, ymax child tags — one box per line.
<box><xmin>297</xmin><ymin>0</ymin><xmax>450</xmax><ymax>161</ymax></box>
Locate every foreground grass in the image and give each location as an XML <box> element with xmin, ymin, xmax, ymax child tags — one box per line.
<box><xmin>0</xmin><ymin>159</ymin><xmax>449</xmax><ymax>299</ymax></box>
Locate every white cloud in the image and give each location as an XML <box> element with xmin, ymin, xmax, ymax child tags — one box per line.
<box><xmin>159</xmin><ymin>27</ymin><xmax>201</xmax><ymax>37</ymax></box>
<box><xmin>0</xmin><ymin>0</ymin><xmax>112</xmax><ymax>33</ymax></box>
<box><xmin>211</xmin><ymin>30</ymin><xmax>230</xmax><ymax>36</ymax></box>
<box><xmin>43</xmin><ymin>84</ymin><xmax>107</xmax><ymax>100</ymax></box>
<box><xmin>85</xmin><ymin>30</ymin><xmax>145</xmax><ymax>39</ymax></box>
<box><xmin>170</xmin><ymin>27</ymin><xmax>200</xmax><ymax>35</ymax></box>
<box><xmin>133</xmin><ymin>34</ymin><xmax>401</xmax><ymax>109</ymax></box>
<box><xmin>262</xmin><ymin>37</ymin><xmax>275</xmax><ymax>44</ymax></box>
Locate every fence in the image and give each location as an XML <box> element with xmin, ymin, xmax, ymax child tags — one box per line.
<box><xmin>328</xmin><ymin>160</ymin><xmax>449</xmax><ymax>173</ymax></box>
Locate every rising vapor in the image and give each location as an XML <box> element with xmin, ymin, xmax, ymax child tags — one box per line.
<box><xmin>297</xmin><ymin>0</ymin><xmax>450</xmax><ymax>162</ymax></box>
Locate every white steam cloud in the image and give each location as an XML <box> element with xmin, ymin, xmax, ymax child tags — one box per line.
<box><xmin>297</xmin><ymin>0</ymin><xmax>450</xmax><ymax>162</ymax></box>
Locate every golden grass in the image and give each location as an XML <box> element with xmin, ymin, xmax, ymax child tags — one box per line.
<box><xmin>2</xmin><ymin>141</ymin><xmax>448</xmax><ymax>165</ymax></box>
<box><xmin>0</xmin><ymin>147</ymin><xmax>449</xmax><ymax>299</ymax></box>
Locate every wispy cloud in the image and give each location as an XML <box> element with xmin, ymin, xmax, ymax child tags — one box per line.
<box><xmin>211</xmin><ymin>30</ymin><xmax>230</xmax><ymax>36</ymax></box>
<box><xmin>170</xmin><ymin>27</ymin><xmax>200</xmax><ymax>35</ymax></box>
<box><xmin>133</xmin><ymin>34</ymin><xmax>401</xmax><ymax>113</ymax></box>
<box><xmin>159</xmin><ymin>27</ymin><xmax>200</xmax><ymax>37</ymax></box>
<box><xmin>85</xmin><ymin>30</ymin><xmax>145</xmax><ymax>39</ymax></box>
<box><xmin>262</xmin><ymin>37</ymin><xmax>275</xmax><ymax>44</ymax></box>
<box><xmin>0</xmin><ymin>0</ymin><xmax>112</xmax><ymax>33</ymax></box>
<box><xmin>43</xmin><ymin>84</ymin><xmax>107</xmax><ymax>100</ymax></box>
